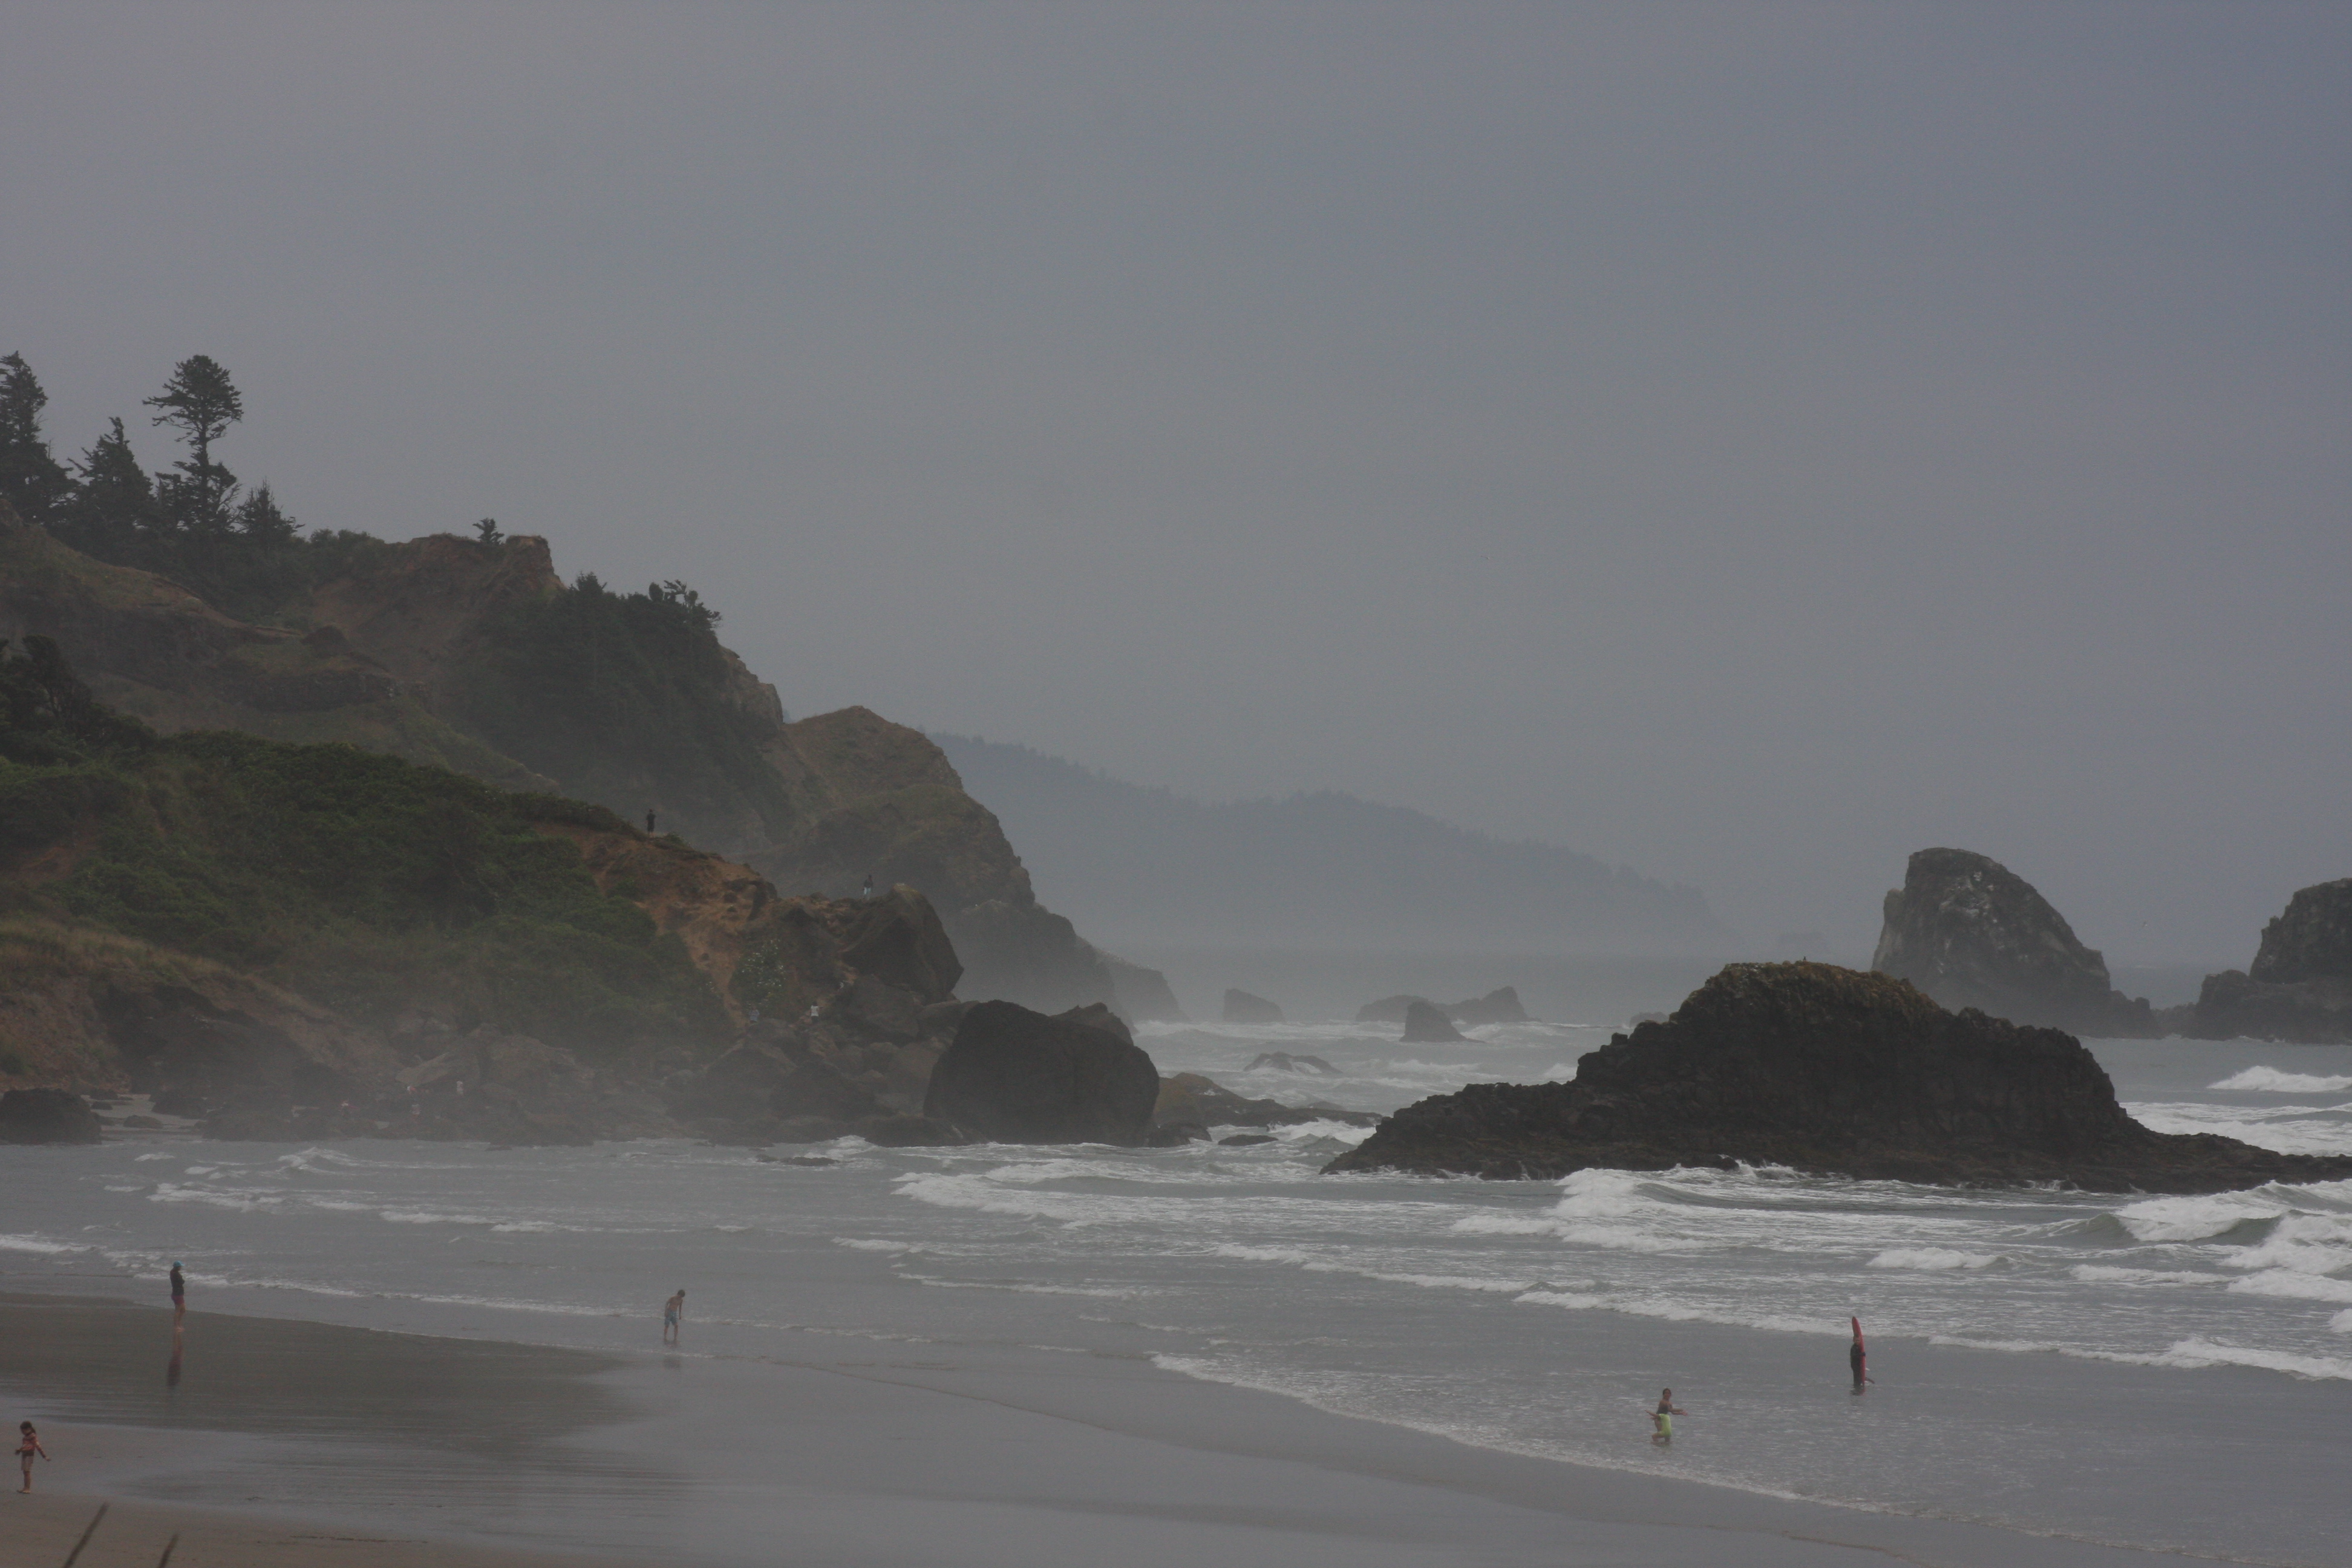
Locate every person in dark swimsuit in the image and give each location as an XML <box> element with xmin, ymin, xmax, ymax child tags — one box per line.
<box><xmin>1850</xmin><ymin>1316</ymin><xmax>1870</xmax><ymax>1393</ymax></box>
<box><xmin>170</xmin><ymin>1261</ymin><xmax>185</xmax><ymax>1315</ymax></box>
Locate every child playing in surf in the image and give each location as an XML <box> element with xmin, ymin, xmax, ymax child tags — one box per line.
<box><xmin>18</xmin><ymin>1422</ymin><xmax>47</xmax><ymax>1492</ymax></box>
<box><xmin>1650</xmin><ymin>1389</ymin><xmax>1685</xmax><ymax>1446</ymax></box>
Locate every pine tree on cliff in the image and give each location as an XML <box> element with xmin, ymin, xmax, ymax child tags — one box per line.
<box><xmin>56</xmin><ymin>417</ymin><xmax>160</xmax><ymax>555</ymax></box>
<box><xmin>233</xmin><ymin>482</ymin><xmax>299</xmax><ymax>546</ymax></box>
<box><xmin>145</xmin><ymin>354</ymin><xmax>244</xmax><ymax>534</ymax></box>
<box><xmin>0</xmin><ymin>353</ymin><xmax>74</xmax><ymax>524</ymax></box>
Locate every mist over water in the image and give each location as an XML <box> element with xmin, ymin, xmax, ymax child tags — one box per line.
<box><xmin>5</xmin><ymin>1021</ymin><xmax>2350</xmax><ymax>1564</ymax></box>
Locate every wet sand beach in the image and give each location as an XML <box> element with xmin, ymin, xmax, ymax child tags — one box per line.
<box><xmin>0</xmin><ymin>1290</ymin><xmax>2280</xmax><ymax>1568</ymax></box>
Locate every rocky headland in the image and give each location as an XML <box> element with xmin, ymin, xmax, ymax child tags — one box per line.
<box><xmin>0</xmin><ymin>501</ymin><xmax>1172</xmax><ymax>1018</ymax></box>
<box><xmin>1326</xmin><ymin>962</ymin><xmax>2350</xmax><ymax>1192</ymax></box>
<box><xmin>1872</xmin><ymin>848</ymin><xmax>2157</xmax><ymax>1036</ymax></box>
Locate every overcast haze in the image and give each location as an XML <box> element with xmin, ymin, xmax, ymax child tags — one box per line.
<box><xmin>4</xmin><ymin>3</ymin><xmax>2345</xmax><ymax>964</ymax></box>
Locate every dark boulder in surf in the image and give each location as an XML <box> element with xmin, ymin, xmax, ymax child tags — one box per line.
<box><xmin>1222</xmin><ymin>989</ymin><xmax>1285</xmax><ymax>1025</ymax></box>
<box><xmin>1449</xmin><ymin>987</ymin><xmax>1530</xmax><ymax>1026</ymax></box>
<box><xmin>0</xmin><ymin>1088</ymin><xmax>103</xmax><ymax>1145</ymax></box>
<box><xmin>1871</xmin><ymin>848</ymin><xmax>2157</xmax><ymax>1036</ymax></box>
<box><xmin>924</xmin><ymin>999</ymin><xmax>1161</xmax><ymax>1145</ymax></box>
<box><xmin>1400</xmin><ymin>1000</ymin><xmax>1466</xmax><ymax>1044</ymax></box>
<box><xmin>1325</xmin><ymin>962</ymin><xmax>2352</xmax><ymax>1192</ymax></box>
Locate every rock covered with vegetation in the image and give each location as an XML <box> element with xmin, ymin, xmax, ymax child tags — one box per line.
<box><xmin>1871</xmin><ymin>848</ymin><xmax>2157</xmax><ymax>1036</ymax></box>
<box><xmin>1325</xmin><ymin>962</ymin><xmax>2351</xmax><ymax>1192</ymax></box>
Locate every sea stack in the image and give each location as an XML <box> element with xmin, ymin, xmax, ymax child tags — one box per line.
<box><xmin>923</xmin><ymin>1000</ymin><xmax>1160</xmax><ymax>1145</ymax></box>
<box><xmin>2178</xmin><ymin>878</ymin><xmax>2352</xmax><ymax>1043</ymax></box>
<box><xmin>1325</xmin><ymin>962</ymin><xmax>2351</xmax><ymax>1192</ymax></box>
<box><xmin>1222</xmin><ymin>989</ymin><xmax>1284</xmax><ymax>1025</ymax></box>
<box><xmin>1870</xmin><ymin>848</ymin><xmax>2156</xmax><ymax>1036</ymax></box>
<box><xmin>1400</xmin><ymin>1000</ymin><xmax>1466</xmax><ymax>1043</ymax></box>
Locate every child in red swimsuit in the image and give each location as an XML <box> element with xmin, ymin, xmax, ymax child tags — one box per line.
<box><xmin>18</xmin><ymin>1421</ymin><xmax>47</xmax><ymax>1492</ymax></box>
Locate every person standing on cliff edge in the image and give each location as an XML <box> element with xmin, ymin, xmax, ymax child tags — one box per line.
<box><xmin>1849</xmin><ymin>1317</ymin><xmax>1872</xmax><ymax>1393</ymax></box>
<box><xmin>645</xmin><ymin>809</ymin><xmax>657</xmax><ymax>834</ymax></box>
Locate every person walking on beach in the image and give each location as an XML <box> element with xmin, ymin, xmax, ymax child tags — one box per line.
<box><xmin>662</xmin><ymin>1289</ymin><xmax>686</xmax><ymax>1344</ymax></box>
<box><xmin>169</xmin><ymin>1261</ymin><xmax>185</xmax><ymax>1315</ymax></box>
<box><xmin>1650</xmin><ymin>1389</ymin><xmax>1685</xmax><ymax>1446</ymax></box>
<box><xmin>17</xmin><ymin>1422</ymin><xmax>47</xmax><ymax>1492</ymax></box>
<box><xmin>1849</xmin><ymin>1316</ymin><xmax>1872</xmax><ymax>1393</ymax></box>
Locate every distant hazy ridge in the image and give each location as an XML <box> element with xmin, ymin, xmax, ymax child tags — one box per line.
<box><xmin>930</xmin><ymin>734</ymin><xmax>1725</xmax><ymax>952</ymax></box>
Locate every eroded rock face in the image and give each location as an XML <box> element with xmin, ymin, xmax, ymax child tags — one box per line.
<box><xmin>1223</xmin><ymin>989</ymin><xmax>1284</xmax><ymax>1025</ymax></box>
<box><xmin>2252</xmin><ymin>879</ymin><xmax>2352</xmax><ymax>985</ymax></box>
<box><xmin>0</xmin><ymin>1088</ymin><xmax>102</xmax><ymax>1144</ymax></box>
<box><xmin>1326</xmin><ymin>962</ymin><xmax>2350</xmax><ymax>1193</ymax></box>
<box><xmin>923</xmin><ymin>1000</ymin><xmax>1160</xmax><ymax>1145</ymax></box>
<box><xmin>1871</xmin><ymin>849</ymin><xmax>2155</xmax><ymax>1036</ymax></box>
<box><xmin>1401</xmin><ymin>1000</ymin><xmax>1466</xmax><ymax>1043</ymax></box>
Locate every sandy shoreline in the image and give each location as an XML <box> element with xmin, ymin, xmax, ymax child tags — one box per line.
<box><xmin>0</xmin><ymin>1289</ymin><xmax>2284</xmax><ymax>1568</ymax></box>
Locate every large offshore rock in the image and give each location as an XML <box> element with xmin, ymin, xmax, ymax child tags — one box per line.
<box><xmin>1358</xmin><ymin>988</ymin><xmax>1530</xmax><ymax>1027</ymax></box>
<box><xmin>1400</xmin><ymin>1000</ymin><xmax>1466</xmax><ymax>1043</ymax></box>
<box><xmin>1449</xmin><ymin>987</ymin><xmax>1530</xmax><ymax>1026</ymax></box>
<box><xmin>2176</xmin><ymin>879</ymin><xmax>2352</xmax><ymax>1043</ymax></box>
<box><xmin>923</xmin><ymin>1000</ymin><xmax>1161</xmax><ymax>1145</ymax></box>
<box><xmin>1326</xmin><ymin>962</ymin><xmax>2350</xmax><ymax>1192</ymax></box>
<box><xmin>1222</xmin><ymin>989</ymin><xmax>1284</xmax><ymax>1025</ymax></box>
<box><xmin>1101</xmin><ymin>952</ymin><xmax>1186</xmax><ymax>1022</ymax></box>
<box><xmin>1871</xmin><ymin>848</ymin><xmax>2155</xmax><ymax>1036</ymax></box>
<box><xmin>0</xmin><ymin>1088</ymin><xmax>103</xmax><ymax>1144</ymax></box>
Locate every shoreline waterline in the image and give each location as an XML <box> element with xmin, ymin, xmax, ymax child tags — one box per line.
<box><xmin>0</xmin><ymin>1285</ymin><xmax>2299</xmax><ymax>1568</ymax></box>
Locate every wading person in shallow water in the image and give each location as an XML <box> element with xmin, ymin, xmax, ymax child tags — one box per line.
<box><xmin>17</xmin><ymin>1422</ymin><xmax>46</xmax><ymax>1491</ymax></box>
<box><xmin>1849</xmin><ymin>1317</ymin><xmax>1872</xmax><ymax>1393</ymax></box>
<box><xmin>663</xmin><ymin>1289</ymin><xmax>686</xmax><ymax>1344</ymax></box>
<box><xmin>1650</xmin><ymin>1389</ymin><xmax>1685</xmax><ymax>1446</ymax></box>
<box><xmin>169</xmin><ymin>1260</ymin><xmax>185</xmax><ymax>1314</ymax></box>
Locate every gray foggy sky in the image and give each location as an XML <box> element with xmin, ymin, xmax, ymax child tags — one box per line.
<box><xmin>4</xmin><ymin>3</ymin><xmax>2345</xmax><ymax>964</ymax></box>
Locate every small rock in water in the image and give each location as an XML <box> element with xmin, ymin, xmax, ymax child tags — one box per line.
<box><xmin>1245</xmin><ymin>1051</ymin><xmax>1340</xmax><ymax>1075</ymax></box>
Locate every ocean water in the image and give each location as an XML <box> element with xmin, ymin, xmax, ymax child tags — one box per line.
<box><xmin>4</xmin><ymin>1022</ymin><xmax>2350</xmax><ymax>1564</ymax></box>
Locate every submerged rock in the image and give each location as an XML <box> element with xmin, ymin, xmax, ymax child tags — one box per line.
<box><xmin>1326</xmin><ymin>962</ymin><xmax>2351</xmax><ymax>1192</ymax></box>
<box><xmin>1222</xmin><ymin>989</ymin><xmax>1285</xmax><ymax>1025</ymax></box>
<box><xmin>1400</xmin><ymin>1000</ymin><xmax>1466</xmax><ymax>1044</ymax></box>
<box><xmin>0</xmin><ymin>1088</ymin><xmax>103</xmax><ymax>1145</ymax></box>
<box><xmin>1871</xmin><ymin>848</ymin><xmax>2156</xmax><ymax>1036</ymax></box>
<box><xmin>1152</xmin><ymin>1071</ymin><xmax>1379</xmax><ymax>1132</ymax></box>
<box><xmin>924</xmin><ymin>999</ymin><xmax>1161</xmax><ymax>1145</ymax></box>
<box><xmin>1244</xmin><ymin>1052</ymin><xmax>1339</xmax><ymax>1075</ymax></box>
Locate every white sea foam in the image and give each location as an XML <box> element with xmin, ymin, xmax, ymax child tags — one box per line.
<box><xmin>832</xmin><ymin>1237</ymin><xmax>915</xmax><ymax>1252</ymax></box>
<box><xmin>1867</xmin><ymin>1247</ymin><xmax>2003</xmax><ymax>1270</ymax></box>
<box><xmin>2069</xmin><ymin>1265</ymin><xmax>2225</xmax><ymax>1286</ymax></box>
<box><xmin>2210</xmin><ymin>1067</ymin><xmax>2352</xmax><ymax>1094</ymax></box>
<box><xmin>2111</xmin><ymin>1190</ymin><xmax>2287</xmax><ymax>1243</ymax></box>
<box><xmin>0</xmin><ymin>1235</ymin><xmax>87</xmax><ymax>1255</ymax></box>
<box><xmin>2225</xmin><ymin>1269</ymin><xmax>2352</xmax><ymax>1304</ymax></box>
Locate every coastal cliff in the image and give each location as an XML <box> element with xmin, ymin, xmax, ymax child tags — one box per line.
<box><xmin>0</xmin><ymin>505</ymin><xmax>1168</xmax><ymax>1016</ymax></box>
<box><xmin>1327</xmin><ymin>962</ymin><xmax>2349</xmax><ymax>1192</ymax></box>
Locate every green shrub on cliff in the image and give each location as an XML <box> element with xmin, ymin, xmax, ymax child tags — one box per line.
<box><xmin>0</xmin><ymin>658</ymin><xmax>726</xmax><ymax>1054</ymax></box>
<box><xmin>442</xmin><ymin>572</ymin><xmax>795</xmax><ymax>849</ymax></box>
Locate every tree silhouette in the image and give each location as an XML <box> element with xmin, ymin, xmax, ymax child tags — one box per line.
<box><xmin>144</xmin><ymin>355</ymin><xmax>244</xmax><ymax>529</ymax></box>
<box><xmin>0</xmin><ymin>353</ymin><xmax>73</xmax><ymax>523</ymax></box>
